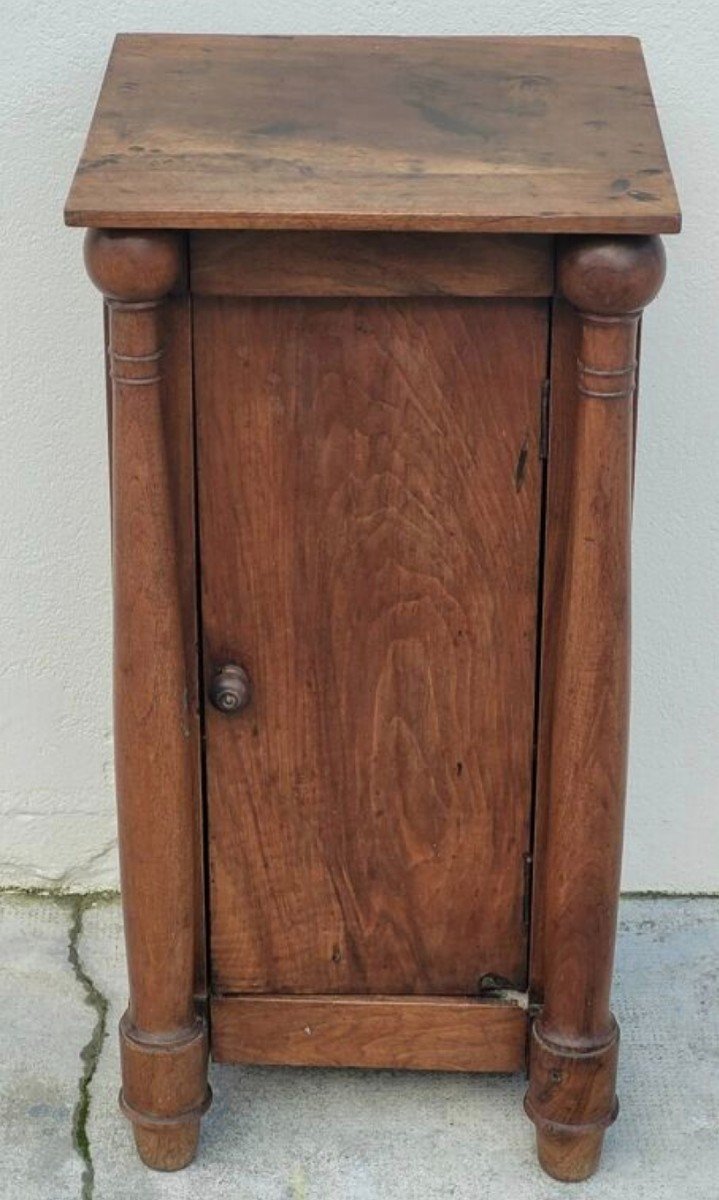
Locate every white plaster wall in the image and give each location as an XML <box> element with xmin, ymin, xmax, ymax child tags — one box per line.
<box><xmin>1</xmin><ymin>1</ymin><xmax>717</xmax><ymax>893</ymax></box>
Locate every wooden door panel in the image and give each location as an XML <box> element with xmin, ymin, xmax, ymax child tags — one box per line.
<box><xmin>195</xmin><ymin>297</ymin><xmax>546</xmax><ymax>995</ymax></box>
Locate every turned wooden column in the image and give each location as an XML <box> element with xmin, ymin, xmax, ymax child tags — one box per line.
<box><xmin>84</xmin><ymin>230</ymin><xmax>210</xmax><ymax>1170</ymax></box>
<box><xmin>525</xmin><ymin>236</ymin><xmax>666</xmax><ymax>1182</ymax></box>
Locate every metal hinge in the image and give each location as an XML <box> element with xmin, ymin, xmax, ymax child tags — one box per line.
<box><xmin>539</xmin><ymin>379</ymin><xmax>550</xmax><ymax>459</ymax></box>
<box><xmin>522</xmin><ymin>852</ymin><xmax>534</xmax><ymax>927</ymax></box>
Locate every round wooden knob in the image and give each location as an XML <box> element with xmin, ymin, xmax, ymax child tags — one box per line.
<box><xmin>209</xmin><ymin>664</ymin><xmax>252</xmax><ymax>714</ymax></box>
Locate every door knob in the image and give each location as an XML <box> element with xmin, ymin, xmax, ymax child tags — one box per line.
<box><xmin>209</xmin><ymin>663</ymin><xmax>252</xmax><ymax>714</ymax></box>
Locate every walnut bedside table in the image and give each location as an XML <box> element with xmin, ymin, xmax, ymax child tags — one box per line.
<box><xmin>65</xmin><ymin>34</ymin><xmax>680</xmax><ymax>1182</ymax></box>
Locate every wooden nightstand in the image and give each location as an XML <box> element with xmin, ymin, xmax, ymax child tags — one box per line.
<box><xmin>65</xmin><ymin>34</ymin><xmax>680</xmax><ymax>1181</ymax></box>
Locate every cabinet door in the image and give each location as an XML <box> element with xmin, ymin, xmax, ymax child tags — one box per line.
<box><xmin>195</xmin><ymin>296</ymin><xmax>546</xmax><ymax>996</ymax></box>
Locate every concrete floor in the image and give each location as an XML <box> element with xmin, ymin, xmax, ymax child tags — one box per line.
<box><xmin>0</xmin><ymin>896</ymin><xmax>717</xmax><ymax>1200</ymax></box>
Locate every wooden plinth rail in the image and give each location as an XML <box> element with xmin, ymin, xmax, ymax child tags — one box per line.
<box><xmin>211</xmin><ymin>994</ymin><xmax>528</xmax><ymax>1073</ymax></box>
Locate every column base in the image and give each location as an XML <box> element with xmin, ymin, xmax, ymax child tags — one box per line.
<box><xmin>525</xmin><ymin>1016</ymin><xmax>619</xmax><ymax>1182</ymax></box>
<box><xmin>119</xmin><ymin>1011</ymin><xmax>211</xmax><ymax>1171</ymax></box>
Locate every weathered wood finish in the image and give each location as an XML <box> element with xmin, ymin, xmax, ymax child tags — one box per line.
<box><xmin>160</xmin><ymin>293</ymin><xmax>207</xmax><ymax>1000</ymax></box>
<box><xmin>196</xmin><ymin>296</ymin><xmax>546</xmax><ymax>998</ymax></box>
<box><xmin>190</xmin><ymin>231</ymin><xmax>554</xmax><ymax>296</ymax></box>
<box><xmin>65</xmin><ymin>35</ymin><xmax>680</xmax><ymax>234</ymax></box>
<box><xmin>211</xmin><ymin>995</ymin><xmax>528</xmax><ymax>1072</ymax></box>
<box><xmin>84</xmin><ymin>230</ymin><xmax>210</xmax><ymax>1171</ymax></box>
<box><xmin>528</xmin><ymin>297</ymin><xmax>578</xmax><ymax>1003</ymax></box>
<box><xmin>102</xmin><ymin>290</ymin><xmax>206</xmax><ymax>996</ymax></box>
<box><xmin>524</xmin><ymin>236</ymin><xmax>666</xmax><ymax>1182</ymax></box>
<box><xmin>528</xmin><ymin>297</ymin><xmax>642</xmax><ymax>1000</ymax></box>
<box><xmin>68</xmin><ymin>32</ymin><xmax>680</xmax><ymax>1185</ymax></box>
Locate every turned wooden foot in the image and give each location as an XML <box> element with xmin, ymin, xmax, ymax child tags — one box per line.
<box><xmin>133</xmin><ymin>1120</ymin><xmax>201</xmax><ymax>1171</ymax></box>
<box><xmin>535</xmin><ymin>1125</ymin><xmax>606</xmax><ymax>1183</ymax></box>
<box><xmin>525</xmin><ymin>1017</ymin><xmax>619</xmax><ymax>1182</ymax></box>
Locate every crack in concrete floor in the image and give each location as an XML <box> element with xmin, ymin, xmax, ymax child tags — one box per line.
<box><xmin>65</xmin><ymin>896</ymin><xmax>109</xmax><ymax>1200</ymax></box>
<box><xmin>2</xmin><ymin>893</ymin><xmax>718</xmax><ymax>1199</ymax></box>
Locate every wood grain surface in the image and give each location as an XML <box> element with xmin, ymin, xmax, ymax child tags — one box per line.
<box><xmin>529</xmin><ymin>299</ymin><xmax>579</xmax><ymax>1001</ymax></box>
<box><xmin>104</xmin><ymin>283</ymin><xmax>207</xmax><ymax>1000</ymax></box>
<box><xmin>196</xmin><ymin>295</ymin><xmax>546</xmax><ymax>996</ymax></box>
<box><xmin>189</xmin><ymin>232</ymin><xmax>554</xmax><ymax>297</ymax></box>
<box><xmin>211</xmin><ymin>994</ymin><xmax>528</xmax><ymax>1071</ymax></box>
<box><xmin>524</xmin><ymin>235</ymin><xmax>665</xmax><ymax>1183</ymax></box>
<box><xmin>65</xmin><ymin>35</ymin><xmax>680</xmax><ymax>233</ymax></box>
<box><xmin>85</xmin><ymin>231</ymin><xmax>210</xmax><ymax>1169</ymax></box>
<box><xmin>156</xmin><ymin>291</ymin><xmax>206</xmax><ymax>1000</ymax></box>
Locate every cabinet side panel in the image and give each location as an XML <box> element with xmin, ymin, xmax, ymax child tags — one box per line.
<box><xmin>530</xmin><ymin>299</ymin><xmax>578</xmax><ymax>998</ymax></box>
<box><xmin>196</xmin><ymin>296</ymin><xmax>547</xmax><ymax>996</ymax></box>
<box><xmin>163</xmin><ymin>292</ymin><xmax>206</xmax><ymax>997</ymax></box>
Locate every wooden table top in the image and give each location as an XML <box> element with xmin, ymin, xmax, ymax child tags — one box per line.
<box><xmin>65</xmin><ymin>34</ymin><xmax>680</xmax><ymax>234</ymax></box>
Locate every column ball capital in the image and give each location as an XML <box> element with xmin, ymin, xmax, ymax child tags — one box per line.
<box><xmin>558</xmin><ymin>235</ymin><xmax>666</xmax><ymax>316</ymax></box>
<box><xmin>83</xmin><ymin>229</ymin><xmax>183</xmax><ymax>301</ymax></box>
